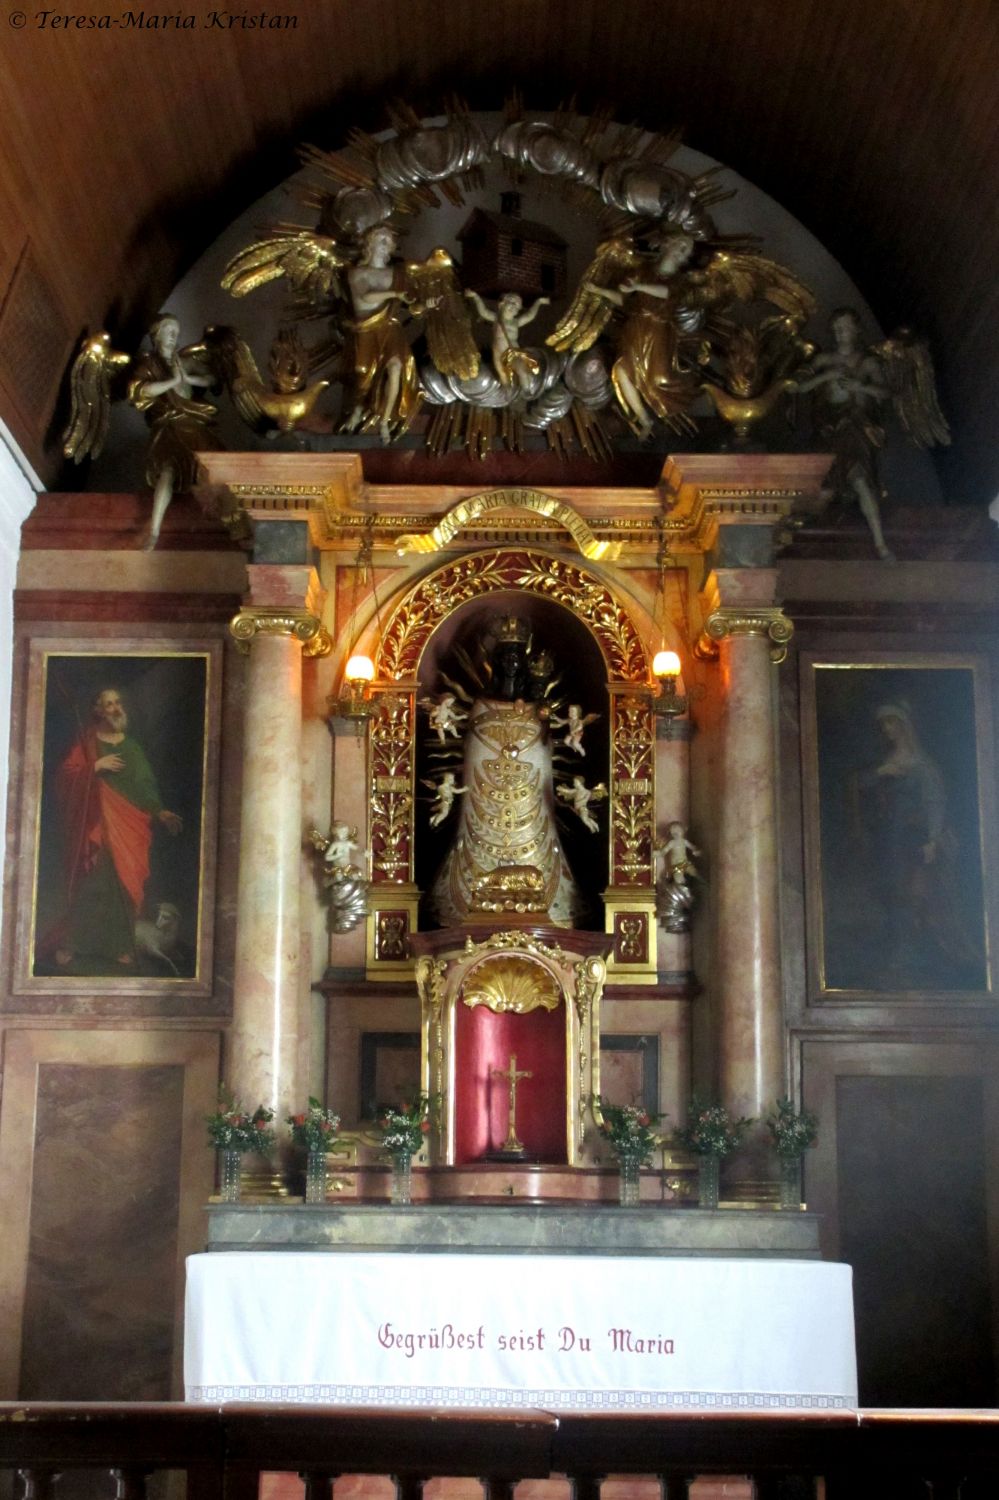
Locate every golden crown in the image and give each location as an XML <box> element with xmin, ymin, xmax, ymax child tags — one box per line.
<box><xmin>496</xmin><ymin>615</ymin><xmax>531</xmax><ymax>644</ymax></box>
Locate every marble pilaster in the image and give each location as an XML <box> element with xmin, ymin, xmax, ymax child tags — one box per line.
<box><xmin>700</xmin><ymin>567</ymin><xmax>790</xmax><ymax>1181</ymax></box>
<box><xmin>229</xmin><ymin>566</ymin><xmax>331</xmax><ymax>1129</ymax></box>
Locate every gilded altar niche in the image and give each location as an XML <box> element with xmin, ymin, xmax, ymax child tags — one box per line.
<box><xmin>414</xmin><ymin>932</ymin><xmax>607</xmax><ymax>1168</ymax></box>
<box><xmin>364</xmin><ymin>547</ymin><xmax>659</xmax><ymax>984</ymax></box>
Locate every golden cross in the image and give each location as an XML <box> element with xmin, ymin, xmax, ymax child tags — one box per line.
<box><xmin>491</xmin><ymin>1052</ymin><xmax>532</xmax><ymax>1155</ymax></box>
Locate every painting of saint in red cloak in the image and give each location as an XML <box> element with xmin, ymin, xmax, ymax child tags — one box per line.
<box><xmin>32</xmin><ymin>655</ymin><xmax>208</xmax><ymax>981</ymax></box>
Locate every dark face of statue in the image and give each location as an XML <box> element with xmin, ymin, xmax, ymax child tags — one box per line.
<box><xmin>492</xmin><ymin>641</ymin><xmax>529</xmax><ymax>700</ymax></box>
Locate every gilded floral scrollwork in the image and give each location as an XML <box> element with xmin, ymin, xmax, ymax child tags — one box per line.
<box><xmin>376</xmin><ymin>549</ymin><xmax>647</xmax><ymax>683</ymax></box>
<box><xmin>610</xmin><ymin>696</ymin><xmax>655</xmax><ymax>884</ymax></box>
<box><xmin>369</xmin><ymin>692</ymin><xmax>415</xmax><ymax>882</ymax></box>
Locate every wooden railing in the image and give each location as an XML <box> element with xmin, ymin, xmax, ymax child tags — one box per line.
<box><xmin>2</xmin><ymin>1404</ymin><xmax>999</xmax><ymax>1500</ymax></box>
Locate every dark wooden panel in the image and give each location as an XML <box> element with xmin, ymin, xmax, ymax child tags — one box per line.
<box><xmin>837</xmin><ymin>1073</ymin><xmax>995</xmax><ymax>1407</ymax></box>
<box><xmin>359</xmin><ymin>1031</ymin><xmax>420</xmax><ymax>1121</ymax></box>
<box><xmin>600</xmin><ymin>1033</ymin><xmax>659</xmax><ymax>1118</ymax></box>
<box><xmin>801</xmin><ymin>1038</ymin><xmax>999</xmax><ymax>1410</ymax></box>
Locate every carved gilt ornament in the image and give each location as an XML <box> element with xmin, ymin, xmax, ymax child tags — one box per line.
<box><xmin>397</xmin><ymin>489</ymin><xmax>623</xmax><ymax>561</ymax></box>
<box><xmin>461</xmin><ymin>956</ymin><xmax>562</xmax><ymax>1015</ymax></box>
<box><xmin>375</xmin><ymin>548</ymin><xmax>648</xmax><ymax>683</ymax></box>
<box><xmin>697</xmin><ymin>607</ymin><xmax>794</xmax><ymax>665</ymax></box>
<box><xmin>229</xmin><ymin>608</ymin><xmax>333</xmax><ymax>657</ymax></box>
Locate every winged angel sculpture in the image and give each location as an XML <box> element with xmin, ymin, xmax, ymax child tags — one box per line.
<box><xmin>547</xmin><ymin>231</ymin><xmax>816</xmax><ymax>439</ymax></box>
<box><xmin>62</xmin><ymin>314</ymin><xmax>330</xmax><ymax>547</ymax></box>
<box><xmin>221</xmin><ymin>224</ymin><xmax>479</xmax><ymax>444</ymax></box>
<box><xmin>794</xmin><ymin>308</ymin><xmax>950</xmax><ymax>561</ymax></box>
<box><xmin>59</xmin><ymin>101</ymin><xmax>952</xmax><ymax>547</ymax></box>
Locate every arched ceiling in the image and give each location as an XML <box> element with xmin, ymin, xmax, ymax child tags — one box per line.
<box><xmin>2</xmin><ymin>0</ymin><xmax>998</xmax><ymax>504</ymax></box>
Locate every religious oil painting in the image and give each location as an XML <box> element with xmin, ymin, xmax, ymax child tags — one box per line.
<box><xmin>13</xmin><ymin>642</ymin><xmax>221</xmax><ymax>1000</ymax></box>
<box><xmin>805</xmin><ymin>658</ymin><xmax>993</xmax><ymax>998</ymax></box>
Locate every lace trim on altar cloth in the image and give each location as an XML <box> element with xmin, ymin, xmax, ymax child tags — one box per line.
<box><xmin>186</xmin><ymin>1384</ymin><xmax>852</xmax><ymax>1410</ymax></box>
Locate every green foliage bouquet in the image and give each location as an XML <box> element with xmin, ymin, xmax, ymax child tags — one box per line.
<box><xmin>597</xmin><ymin>1099</ymin><xmax>663</xmax><ymax>1164</ymax></box>
<box><xmin>287</xmin><ymin>1097</ymin><xmax>341</xmax><ymax>1152</ymax></box>
<box><xmin>674</xmin><ymin>1095</ymin><xmax>752</xmax><ymax>1157</ymax></box>
<box><xmin>766</xmin><ymin>1097</ymin><xmax>818</xmax><ymax>1158</ymax></box>
<box><xmin>377</xmin><ymin>1094</ymin><xmax>434</xmax><ymax>1159</ymax></box>
<box><xmin>206</xmin><ymin>1089</ymin><xmax>276</xmax><ymax>1153</ymax></box>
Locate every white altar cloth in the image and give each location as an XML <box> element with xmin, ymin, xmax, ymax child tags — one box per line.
<box><xmin>185</xmin><ymin>1252</ymin><xmax>856</xmax><ymax>1411</ymax></box>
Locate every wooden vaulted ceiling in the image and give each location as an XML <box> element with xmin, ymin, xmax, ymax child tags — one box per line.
<box><xmin>2</xmin><ymin>0</ymin><xmax>998</xmax><ymax>503</ymax></box>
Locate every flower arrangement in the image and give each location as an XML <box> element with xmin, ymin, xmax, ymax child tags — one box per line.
<box><xmin>597</xmin><ymin>1099</ymin><xmax>663</xmax><ymax>1164</ymax></box>
<box><xmin>206</xmin><ymin>1089</ymin><xmax>276</xmax><ymax>1153</ymax></box>
<box><xmin>287</xmin><ymin>1097</ymin><xmax>341</xmax><ymax>1153</ymax></box>
<box><xmin>674</xmin><ymin>1095</ymin><xmax>753</xmax><ymax>1157</ymax></box>
<box><xmin>377</xmin><ymin>1094</ymin><xmax>434</xmax><ymax>1159</ymax></box>
<box><xmin>766</xmin><ymin>1097</ymin><xmax>818</xmax><ymax>1158</ymax></box>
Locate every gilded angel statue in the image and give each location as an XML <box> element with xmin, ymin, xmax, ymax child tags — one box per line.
<box><xmin>551</xmin><ymin>704</ymin><xmax>600</xmax><ymax>756</ymax></box>
<box><xmin>63</xmin><ymin>315</ymin><xmax>220</xmax><ymax>550</ymax></box>
<box><xmin>548</xmin><ymin>232</ymin><xmax>815</xmax><ymax>439</ymax></box>
<box><xmin>423</xmin><ymin>772</ymin><xmax>467</xmax><ymax>828</ymax></box>
<box><xmin>221</xmin><ymin>222</ymin><xmax>480</xmax><ymax>443</ymax></box>
<box><xmin>556</xmin><ymin>776</ymin><xmax>608</xmax><ymax>834</ymax></box>
<box><xmin>794</xmin><ymin>308</ymin><xmax>950</xmax><ymax>561</ymax></box>
<box><xmin>419</xmin><ymin>692</ymin><xmax>468</xmax><ymax>743</ymax></box>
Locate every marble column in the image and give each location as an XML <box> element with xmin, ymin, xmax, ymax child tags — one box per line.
<box><xmin>228</xmin><ymin>568</ymin><xmax>331</xmax><ymax>1137</ymax></box>
<box><xmin>702</xmin><ymin>579</ymin><xmax>793</xmax><ymax>1186</ymax></box>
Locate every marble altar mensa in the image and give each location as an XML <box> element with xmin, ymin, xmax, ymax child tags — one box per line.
<box><xmin>204</xmin><ymin>1202</ymin><xmax>822</xmax><ymax>1256</ymax></box>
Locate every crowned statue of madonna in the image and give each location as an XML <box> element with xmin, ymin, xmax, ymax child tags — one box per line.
<box><xmin>420</xmin><ymin>616</ymin><xmax>606</xmax><ymax>929</ymax></box>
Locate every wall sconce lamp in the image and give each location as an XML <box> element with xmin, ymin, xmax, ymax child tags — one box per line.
<box><xmin>651</xmin><ymin>649</ymin><xmax>687</xmax><ymax>719</ymax></box>
<box><xmin>337</xmin><ymin>653</ymin><xmax>376</xmax><ymax>722</ymax></box>
<box><xmin>330</xmin><ymin>520</ymin><xmax>382</xmax><ymax>729</ymax></box>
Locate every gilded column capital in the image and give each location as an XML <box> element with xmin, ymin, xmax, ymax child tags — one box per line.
<box><xmin>229</xmin><ymin>607</ymin><xmax>333</xmax><ymax>657</ymax></box>
<box><xmin>697</xmin><ymin>607</ymin><xmax>794</xmax><ymax>665</ymax></box>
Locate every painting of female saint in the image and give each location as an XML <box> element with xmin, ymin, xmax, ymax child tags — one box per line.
<box><xmin>29</xmin><ymin>651</ymin><xmax>212</xmax><ymax>984</ymax></box>
<box><xmin>812</xmin><ymin>664</ymin><xmax>990</xmax><ymax>995</ymax></box>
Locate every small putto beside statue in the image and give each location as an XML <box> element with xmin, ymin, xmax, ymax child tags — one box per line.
<box><xmin>656</xmin><ymin>820</ymin><xmax>702</xmax><ymax>933</ymax></box>
<box><xmin>308</xmin><ymin>821</ymin><xmax>369</xmax><ymax>933</ymax></box>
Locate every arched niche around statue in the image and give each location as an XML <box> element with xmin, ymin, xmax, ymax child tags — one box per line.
<box><xmin>413</xmin><ymin>589</ymin><xmax>611</xmax><ymax>930</ymax></box>
<box><xmin>415</xmin><ymin>932</ymin><xmax>607</xmax><ymax>1167</ymax></box>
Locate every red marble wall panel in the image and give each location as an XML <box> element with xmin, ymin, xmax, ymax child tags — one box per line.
<box><xmin>19</xmin><ymin>1062</ymin><xmax>185</xmax><ymax>1400</ymax></box>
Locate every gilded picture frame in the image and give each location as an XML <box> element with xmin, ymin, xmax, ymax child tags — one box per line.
<box><xmin>7</xmin><ymin>639</ymin><xmax>222</xmax><ymax>1009</ymax></box>
<box><xmin>800</xmin><ymin>653</ymin><xmax>996</xmax><ymax>1002</ymax></box>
